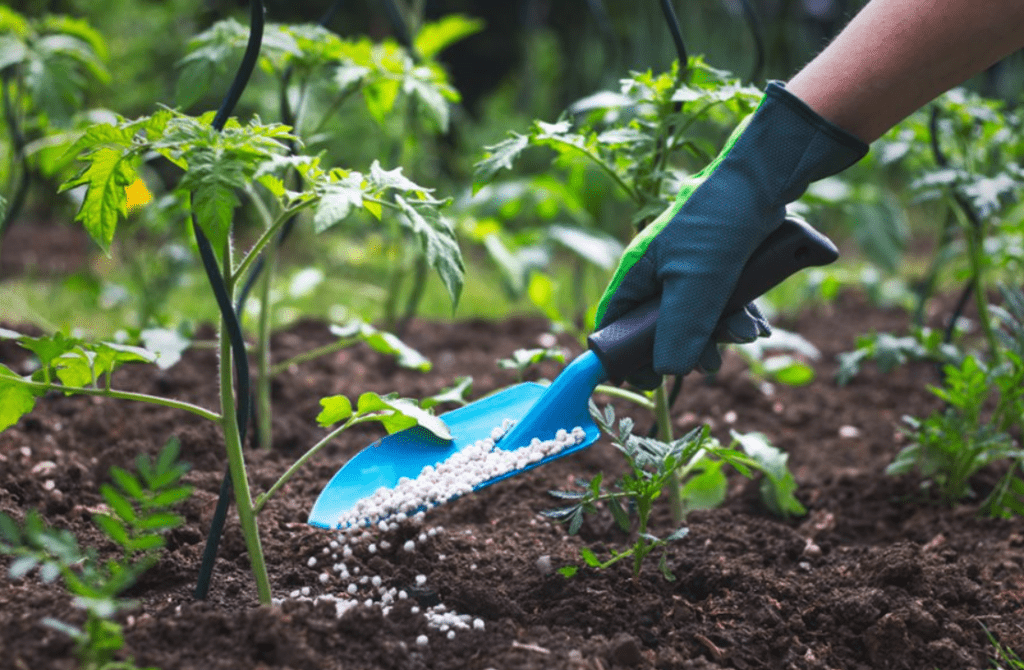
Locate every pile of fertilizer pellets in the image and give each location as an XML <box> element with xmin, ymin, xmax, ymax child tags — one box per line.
<box><xmin>272</xmin><ymin>420</ymin><xmax>586</xmax><ymax>650</ymax></box>
<box><xmin>334</xmin><ymin>420</ymin><xmax>587</xmax><ymax>530</ymax></box>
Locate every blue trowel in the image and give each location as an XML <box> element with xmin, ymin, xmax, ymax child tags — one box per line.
<box><xmin>309</xmin><ymin>218</ymin><xmax>837</xmax><ymax>528</ymax></box>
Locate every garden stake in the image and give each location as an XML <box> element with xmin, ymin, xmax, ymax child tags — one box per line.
<box><xmin>193</xmin><ymin>0</ymin><xmax>266</xmax><ymax>601</ymax></box>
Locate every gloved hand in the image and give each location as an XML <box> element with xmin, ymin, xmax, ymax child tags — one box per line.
<box><xmin>595</xmin><ymin>81</ymin><xmax>868</xmax><ymax>389</ymax></box>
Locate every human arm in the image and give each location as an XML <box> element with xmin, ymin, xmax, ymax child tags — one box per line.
<box><xmin>597</xmin><ymin>0</ymin><xmax>1024</xmax><ymax>386</ymax></box>
<box><xmin>787</xmin><ymin>0</ymin><xmax>1024</xmax><ymax>142</ymax></box>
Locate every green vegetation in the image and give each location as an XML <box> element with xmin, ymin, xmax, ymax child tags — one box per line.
<box><xmin>0</xmin><ymin>438</ymin><xmax>190</xmax><ymax>670</ymax></box>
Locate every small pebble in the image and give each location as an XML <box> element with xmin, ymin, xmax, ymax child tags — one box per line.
<box><xmin>447</xmin><ymin>631</ymin><xmax>456</xmax><ymax>640</ymax></box>
<box><xmin>473</xmin><ymin>618</ymin><xmax>485</xmax><ymax>631</ymax></box>
<box><xmin>415</xmin><ymin>574</ymin><xmax>427</xmax><ymax>586</ymax></box>
<box><xmin>416</xmin><ymin>635</ymin><xmax>429</xmax><ymax>647</ymax></box>
<box><xmin>347</xmin><ymin>584</ymin><xmax>358</xmax><ymax>595</ymax></box>
<box><xmin>403</xmin><ymin>540</ymin><xmax>415</xmax><ymax>552</ymax></box>
<box><xmin>307</xmin><ymin>557</ymin><xmax>317</xmax><ymax>567</ymax></box>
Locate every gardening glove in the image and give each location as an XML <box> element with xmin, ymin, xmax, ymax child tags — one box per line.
<box><xmin>595</xmin><ymin>81</ymin><xmax>868</xmax><ymax>389</ymax></box>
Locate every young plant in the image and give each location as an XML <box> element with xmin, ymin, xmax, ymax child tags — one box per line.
<box><xmin>889</xmin><ymin>353</ymin><xmax>1024</xmax><ymax>515</ymax></box>
<box><xmin>175</xmin><ymin>14</ymin><xmax>477</xmax><ymax>449</ymax></box>
<box><xmin>544</xmin><ymin>404</ymin><xmax>804</xmax><ymax>579</ymax></box>
<box><xmin>0</xmin><ymin>106</ymin><xmax>460</xmax><ymax>604</ymax></box>
<box><xmin>473</xmin><ymin>57</ymin><xmax>763</xmax><ymax>516</ymax></box>
<box><xmin>0</xmin><ymin>438</ymin><xmax>191</xmax><ymax>670</ymax></box>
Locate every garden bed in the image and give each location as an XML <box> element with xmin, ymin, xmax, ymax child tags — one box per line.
<box><xmin>1</xmin><ymin>292</ymin><xmax>1022</xmax><ymax>670</ymax></box>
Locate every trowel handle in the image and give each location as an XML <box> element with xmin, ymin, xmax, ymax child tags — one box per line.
<box><xmin>587</xmin><ymin>217</ymin><xmax>838</xmax><ymax>384</ymax></box>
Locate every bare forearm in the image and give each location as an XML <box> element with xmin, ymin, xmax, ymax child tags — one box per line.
<box><xmin>786</xmin><ymin>0</ymin><xmax>1024</xmax><ymax>142</ymax></box>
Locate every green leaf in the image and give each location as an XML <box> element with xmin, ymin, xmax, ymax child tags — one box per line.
<box><xmin>179</xmin><ymin>148</ymin><xmax>246</xmax><ymax>251</ymax></box>
<box><xmin>53</xmin><ymin>350</ymin><xmax>94</xmax><ymax>388</ymax></box>
<box><xmin>678</xmin><ymin>458</ymin><xmax>728</xmax><ymax>514</ymax></box>
<box><xmin>0</xmin><ymin>35</ymin><xmax>27</xmax><ymax>71</ymax></box>
<box><xmin>355</xmin><ymin>392</ymin><xmax>452</xmax><ymax>440</ymax></box>
<box><xmin>731</xmin><ymin>431</ymin><xmax>806</xmax><ymax>518</ymax></box>
<box><xmin>60</xmin><ymin>147</ymin><xmax>136</xmax><ymax>252</ymax></box>
<box><xmin>124</xmin><ymin>534</ymin><xmax>165</xmax><ymax>553</ymax></box>
<box><xmin>313</xmin><ymin>172</ymin><xmax>365</xmax><ymax>232</ymax></box>
<box><xmin>150</xmin><ymin>486</ymin><xmax>194</xmax><ymax>508</ymax></box>
<box><xmin>547</xmin><ymin>225</ymin><xmax>623</xmax><ymax>271</ymax></box>
<box><xmin>422</xmin><ymin>376</ymin><xmax>472</xmax><ymax>408</ymax></box>
<box><xmin>762</xmin><ymin>356</ymin><xmax>815</xmax><ymax>386</ymax></box>
<box><xmin>363</xmin><ymin>78</ymin><xmax>401</xmax><ymax>124</ymax></box>
<box><xmin>367</xmin><ymin>160</ymin><xmax>424</xmax><ymax>194</ymax></box>
<box><xmin>134</xmin><ymin>513</ymin><xmax>184</xmax><ymax>532</ymax></box>
<box><xmin>608</xmin><ymin>496</ymin><xmax>630</xmax><ymax>532</ymax></box>
<box><xmin>329</xmin><ymin>321</ymin><xmax>432</xmax><ymax>372</ymax></box>
<box><xmin>317</xmin><ymin>395</ymin><xmax>353</xmax><ymax>427</ymax></box>
<box><xmin>109</xmin><ymin>467</ymin><xmax>144</xmax><ymax>499</ymax></box>
<box><xmin>414</xmin><ymin>15</ymin><xmax>484</xmax><ymax>58</ymax></box>
<box><xmin>579</xmin><ymin>547</ymin><xmax>601</xmax><ymax>567</ymax></box>
<box><xmin>0</xmin><ymin>366</ymin><xmax>38</xmax><ymax>432</ymax></box>
<box><xmin>93</xmin><ymin>515</ymin><xmax>128</xmax><ymax>546</ymax></box>
<box><xmin>100</xmin><ymin>485</ymin><xmax>137</xmax><ymax>524</ymax></box>
<box><xmin>557</xmin><ymin>565</ymin><xmax>578</xmax><ymax>578</ymax></box>
<box><xmin>140</xmin><ymin>328</ymin><xmax>191</xmax><ymax>370</ymax></box>
<box><xmin>395</xmin><ymin>195</ymin><xmax>464</xmax><ymax>307</ymax></box>
<box><xmin>473</xmin><ymin>134</ymin><xmax>529</xmax><ymax>192</ymax></box>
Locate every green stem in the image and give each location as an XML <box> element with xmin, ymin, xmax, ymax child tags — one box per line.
<box><xmin>254</xmin><ymin>415</ymin><xmax>369</xmax><ymax>514</ymax></box>
<box><xmin>218</xmin><ymin>247</ymin><xmax>272</xmax><ymax>605</ymax></box>
<box><xmin>965</xmin><ymin>220</ymin><xmax>1000</xmax><ymax>365</ymax></box>
<box><xmin>255</xmin><ymin>247</ymin><xmax>275</xmax><ymax>450</ymax></box>
<box><xmin>232</xmin><ymin>200</ymin><xmax>314</xmax><ymax>284</ymax></box>
<box><xmin>15</xmin><ymin>378</ymin><xmax>220</xmax><ymax>422</ymax></box>
<box><xmin>653</xmin><ymin>379</ymin><xmax>684</xmax><ymax>523</ymax></box>
<box><xmin>549</xmin><ymin>139</ymin><xmax>642</xmax><ymax>204</ymax></box>
<box><xmin>593</xmin><ymin>384</ymin><xmax>655</xmax><ymax>411</ymax></box>
<box><xmin>270</xmin><ymin>336</ymin><xmax>357</xmax><ymax>377</ymax></box>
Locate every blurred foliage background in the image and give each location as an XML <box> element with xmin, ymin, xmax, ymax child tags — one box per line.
<box><xmin>1</xmin><ymin>0</ymin><xmax>1021</xmax><ymax>334</ymax></box>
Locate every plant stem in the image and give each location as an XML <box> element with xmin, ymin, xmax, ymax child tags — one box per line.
<box><xmin>232</xmin><ymin>201</ymin><xmax>314</xmax><ymax>285</ymax></box>
<box><xmin>270</xmin><ymin>336</ymin><xmax>357</xmax><ymax>377</ymax></box>
<box><xmin>593</xmin><ymin>384</ymin><xmax>655</xmax><ymax>411</ymax></box>
<box><xmin>653</xmin><ymin>379</ymin><xmax>685</xmax><ymax>523</ymax></box>
<box><xmin>255</xmin><ymin>248</ymin><xmax>275</xmax><ymax>450</ymax></box>
<box><xmin>218</xmin><ymin>249</ymin><xmax>272</xmax><ymax>604</ymax></box>
<box><xmin>15</xmin><ymin>379</ymin><xmax>220</xmax><ymax>422</ymax></box>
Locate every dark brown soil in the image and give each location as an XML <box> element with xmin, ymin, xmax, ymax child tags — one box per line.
<box><xmin>1</xmin><ymin>293</ymin><xmax>1022</xmax><ymax>670</ymax></box>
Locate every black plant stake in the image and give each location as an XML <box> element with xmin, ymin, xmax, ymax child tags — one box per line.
<box><xmin>194</xmin><ymin>0</ymin><xmax>265</xmax><ymax>601</ymax></box>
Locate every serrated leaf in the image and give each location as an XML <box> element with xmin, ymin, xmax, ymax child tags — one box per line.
<box><xmin>140</xmin><ymin>328</ymin><xmax>191</xmax><ymax>370</ymax></box>
<box><xmin>61</xmin><ymin>147</ymin><xmax>135</xmax><ymax>252</ymax></box>
<box><xmin>395</xmin><ymin>195</ymin><xmax>464</xmax><ymax>307</ymax></box>
<box><xmin>367</xmin><ymin>160</ymin><xmax>424</xmax><ymax>194</ymax></box>
<box><xmin>404</xmin><ymin>70</ymin><xmax>452</xmax><ymax>131</ymax></box>
<box><xmin>547</xmin><ymin>490</ymin><xmax>587</xmax><ymax>500</ymax></box>
<box><xmin>666</xmin><ymin>526</ymin><xmax>690</xmax><ymax>542</ymax></box>
<box><xmin>314</xmin><ymin>173</ymin><xmax>365</xmax><ymax>232</ymax></box>
<box><xmin>473</xmin><ymin>134</ymin><xmax>529</xmax><ymax>192</ymax></box>
<box><xmin>568</xmin><ymin>508</ymin><xmax>584</xmax><ymax>535</ymax></box>
<box><xmin>180</xmin><ymin>149</ymin><xmax>245</xmax><ymax>251</ymax></box>
<box><xmin>53</xmin><ymin>350</ymin><xmax>94</xmax><ymax>388</ymax></box>
<box><xmin>731</xmin><ymin>431</ymin><xmax>806</xmax><ymax>518</ymax></box>
<box><xmin>317</xmin><ymin>395</ymin><xmax>353</xmax><ymax>427</ymax></box>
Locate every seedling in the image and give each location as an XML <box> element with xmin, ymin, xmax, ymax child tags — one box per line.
<box><xmin>0</xmin><ymin>438</ymin><xmax>190</xmax><ymax>670</ymax></box>
<box><xmin>545</xmin><ymin>404</ymin><xmax>805</xmax><ymax>579</ymax></box>
<box><xmin>0</xmin><ymin>106</ymin><xmax>460</xmax><ymax>604</ymax></box>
